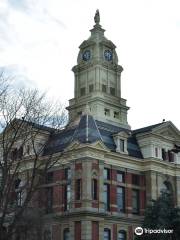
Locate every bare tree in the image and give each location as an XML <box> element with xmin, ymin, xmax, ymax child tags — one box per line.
<box><xmin>0</xmin><ymin>73</ymin><xmax>67</xmax><ymax>240</ymax></box>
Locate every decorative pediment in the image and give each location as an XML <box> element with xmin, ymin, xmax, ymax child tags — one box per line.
<box><xmin>113</xmin><ymin>130</ymin><xmax>131</xmax><ymax>139</ymax></box>
<box><xmin>152</xmin><ymin>121</ymin><xmax>180</xmax><ymax>140</ymax></box>
<box><xmin>64</xmin><ymin>140</ymin><xmax>109</xmax><ymax>152</ymax></box>
<box><xmin>64</xmin><ymin>141</ymin><xmax>82</xmax><ymax>151</ymax></box>
<box><xmin>91</xmin><ymin>140</ymin><xmax>110</xmax><ymax>152</ymax></box>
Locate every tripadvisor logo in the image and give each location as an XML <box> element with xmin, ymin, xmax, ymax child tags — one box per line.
<box><xmin>134</xmin><ymin>227</ymin><xmax>174</xmax><ymax>235</ymax></box>
<box><xmin>135</xmin><ymin>227</ymin><xmax>143</xmax><ymax>236</ymax></box>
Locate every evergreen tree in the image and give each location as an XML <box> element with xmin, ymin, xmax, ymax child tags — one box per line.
<box><xmin>135</xmin><ymin>190</ymin><xmax>180</xmax><ymax>240</ymax></box>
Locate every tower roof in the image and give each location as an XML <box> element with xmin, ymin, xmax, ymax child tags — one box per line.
<box><xmin>71</xmin><ymin>113</ymin><xmax>102</xmax><ymax>143</ymax></box>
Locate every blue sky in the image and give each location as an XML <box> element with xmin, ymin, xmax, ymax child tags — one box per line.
<box><xmin>0</xmin><ymin>0</ymin><xmax>180</xmax><ymax>130</ymax></box>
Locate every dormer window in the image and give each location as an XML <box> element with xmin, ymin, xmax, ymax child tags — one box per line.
<box><xmin>162</xmin><ymin>148</ymin><xmax>166</xmax><ymax>160</ymax></box>
<box><xmin>155</xmin><ymin>147</ymin><xmax>158</xmax><ymax>158</ymax></box>
<box><xmin>120</xmin><ymin>139</ymin><xmax>125</xmax><ymax>152</ymax></box>
<box><xmin>113</xmin><ymin>131</ymin><xmax>130</xmax><ymax>154</ymax></box>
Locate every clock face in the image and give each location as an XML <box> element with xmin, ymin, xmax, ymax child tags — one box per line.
<box><xmin>82</xmin><ymin>50</ymin><xmax>91</xmax><ymax>61</ymax></box>
<box><xmin>104</xmin><ymin>50</ymin><xmax>113</xmax><ymax>61</ymax></box>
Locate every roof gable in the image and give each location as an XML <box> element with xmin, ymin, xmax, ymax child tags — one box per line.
<box><xmin>151</xmin><ymin>121</ymin><xmax>180</xmax><ymax>140</ymax></box>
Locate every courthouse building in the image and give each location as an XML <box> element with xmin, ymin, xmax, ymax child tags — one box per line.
<box><xmin>9</xmin><ymin>10</ymin><xmax>180</xmax><ymax>240</ymax></box>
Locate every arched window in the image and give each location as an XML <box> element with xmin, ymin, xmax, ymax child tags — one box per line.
<box><xmin>63</xmin><ymin>228</ymin><xmax>70</xmax><ymax>240</ymax></box>
<box><xmin>118</xmin><ymin>230</ymin><xmax>126</xmax><ymax>240</ymax></box>
<box><xmin>104</xmin><ymin>228</ymin><xmax>111</xmax><ymax>240</ymax></box>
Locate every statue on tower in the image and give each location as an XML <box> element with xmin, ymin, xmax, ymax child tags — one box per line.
<box><xmin>94</xmin><ymin>9</ymin><xmax>100</xmax><ymax>25</ymax></box>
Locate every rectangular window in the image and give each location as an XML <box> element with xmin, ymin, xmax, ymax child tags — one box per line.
<box><xmin>80</xmin><ymin>87</ymin><xmax>86</xmax><ymax>96</ymax></box>
<box><xmin>155</xmin><ymin>147</ymin><xmax>158</xmax><ymax>157</ymax></box>
<box><xmin>65</xmin><ymin>168</ymin><xmax>71</xmax><ymax>180</ymax></box>
<box><xmin>104</xmin><ymin>108</ymin><xmax>110</xmax><ymax>116</ymax></box>
<box><xmin>132</xmin><ymin>174</ymin><xmax>140</xmax><ymax>186</ymax></box>
<box><xmin>114</xmin><ymin>111</ymin><xmax>119</xmax><ymax>119</ymax></box>
<box><xmin>92</xmin><ymin>179</ymin><xmax>98</xmax><ymax>200</ymax></box>
<box><xmin>76</xmin><ymin>179</ymin><xmax>81</xmax><ymax>200</ymax></box>
<box><xmin>110</xmin><ymin>87</ymin><xmax>115</xmax><ymax>96</ymax></box>
<box><xmin>17</xmin><ymin>191</ymin><xmax>23</xmax><ymax>206</ymax></box>
<box><xmin>168</xmin><ymin>150</ymin><xmax>174</xmax><ymax>162</ymax></box>
<box><xmin>162</xmin><ymin>148</ymin><xmax>166</xmax><ymax>160</ymax></box>
<box><xmin>120</xmin><ymin>139</ymin><xmax>125</xmax><ymax>152</ymax></box>
<box><xmin>104</xmin><ymin>168</ymin><xmax>110</xmax><ymax>180</ymax></box>
<box><xmin>102</xmin><ymin>84</ymin><xmax>107</xmax><ymax>93</ymax></box>
<box><xmin>46</xmin><ymin>187</ymin><xmax>53</xmax><ymax>213</ymax></box>
<box><xmin>104</xmin><ymin>184</ymin><xmax>110</xmax><ymax>211</ymax></box>
<box><xmin>117</xmin><ymin>186</ymin><xmax>125</xmax><ymax>212</ymax></box>
<box><xmin>64</xmin><ymin>184</ymin><xmax>71</xmax><ymax>210</ymax></box>
<box><xmin>104</xmin><ymin>228</ymin><xmax>111</xmax><ymax>240</ymax></box>
<box><xmin>89</xmin><ymin>84</ymin><xmax>94</xmax><ymax>93</ymax></box>
<box><xmin>117</xmin><ymin>171</ymin><xmax>124</xmax><ymax>183</ymax></box>
<box><xmin>132</xmin><ymin>189</ymin><xmax>139</xmax><ymax>214</ymax></box>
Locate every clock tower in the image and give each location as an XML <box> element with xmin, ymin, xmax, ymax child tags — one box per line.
<box><xmin>67</xmin><ymin>10</ymin><xmax>130</xmax><ymax>129</ymax></box>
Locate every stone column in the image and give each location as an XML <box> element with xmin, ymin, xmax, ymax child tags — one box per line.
<box><xmin>81</xmin><ymin>220</ymin><xmax>92</xmax><ymax>240</ymax></box>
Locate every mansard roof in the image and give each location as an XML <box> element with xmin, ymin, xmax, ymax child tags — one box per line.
<box><xmin>43</xmin><ymin>114</ymin><xmax>143</xmax><ymax>159</ymax></box>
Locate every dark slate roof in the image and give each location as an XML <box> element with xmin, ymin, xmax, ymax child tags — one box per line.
<box><xmin>72</xmin><ymin>114</ymin><xmax>102</xmax><ymax>143</ymax></box>
<box><xmin>43</xmin><ymin>114</ymin><xmax>143</xmax><ymax>159</ymax></box>
<box><xmin>12</xmin><ymin>118</ymin><xmax>56</xmax><ymax>133</ymax></box>
<box><xmin>132</xmin><ymin>122</ymin><xmax>165</xmax><ymax>135</ymax></box>
<box><xmin>96</xmin><ymin>121</ymin><xmax>143</xmax><ymax>158</ymax></box>
<box><xmin>43</xmin><ymin>127</ymin><xmax>76</xmax><ymax>155</ymax></box>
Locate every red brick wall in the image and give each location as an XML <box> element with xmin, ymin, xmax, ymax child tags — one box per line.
<box><xmin>92</xmin><ymin>221</ymin><xmax>99</xmax><ymax>240</ymax></box>
<box><xmin>140</xmin><ymin>190</ymin><xmax>146</xmax><ymax>215</ymax></box>
<box><xmin>60</xmin><ymin>185</ymin><xmax>64</xmax><ymax>211</ymax></box>
<box><xmin>52</xmin><ymin>224</ymin><xmax>61</xmax><ymax>240</ymax></box>
<box><xmin>75</xmin><ymin>162</ymin><xmax>82</xmax><ymax>170</ymax></box>
<box><xmin>140</xmin><ymin>175</ymin><xmax>146</xmax><ymax>187</ymax></box>
<box><xmin>111</xmin><ymin>169</ymin><xmax>117</xmax><ymax>181</ymax></box>
<box><xmin>75</xmin><ymin>221</ymin><xmax>81</xmax><ymax>240</ymax></box>
<box><xmin>110</xmin><ymin>184</ymin><xmax>117</xmax><ymax>212</ymax></box>
<box><xmin>128</xmin><ymin>226</ymin><xmax>134</xmax><ymax>240</ymax></box>
<box><xmin>54</xmin><ymin>169</ymin><xmax>64</xmax><ymax>181</ymax></box>
<box><xmin>53</xmin><ymin>186</ymin><xmax>61</xmax><ymax>212</ymax></box>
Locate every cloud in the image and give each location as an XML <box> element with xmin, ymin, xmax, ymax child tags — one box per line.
<box><xmin>0</xmin><ymin>0</ymin><xmax>66</xmax><ymax>91</ymax></box>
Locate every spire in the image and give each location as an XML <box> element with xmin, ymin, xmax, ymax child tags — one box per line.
<box><xmin>94</xmin><ymin>9</ymin><xmax>100</xmax><ymax>25</ymax></box>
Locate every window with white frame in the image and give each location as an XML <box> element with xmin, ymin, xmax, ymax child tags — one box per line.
<box><xmin>113</xmin><ymin>131</ymin><xmax>129</xmax><ymax>154</ymax></box>
<box><xmin>118</xmin><ymin>230</ymin><xmax>126</xmax><ymax>240</ymax></box>
<box><xmin>63</xmin><ymin>228</ymin><xmax>70</xmax><ymax>240</ymax></box>
<box><xmin>104</xmin><ymin>228</ymin><xmax>111</xmax><ymax>240</ymax></box>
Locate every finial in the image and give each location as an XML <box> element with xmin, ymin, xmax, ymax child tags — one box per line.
<box><xmin>94</xmin><ymin>9</ymin><xmax>100</xmax><ymax>25</ymax></box>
